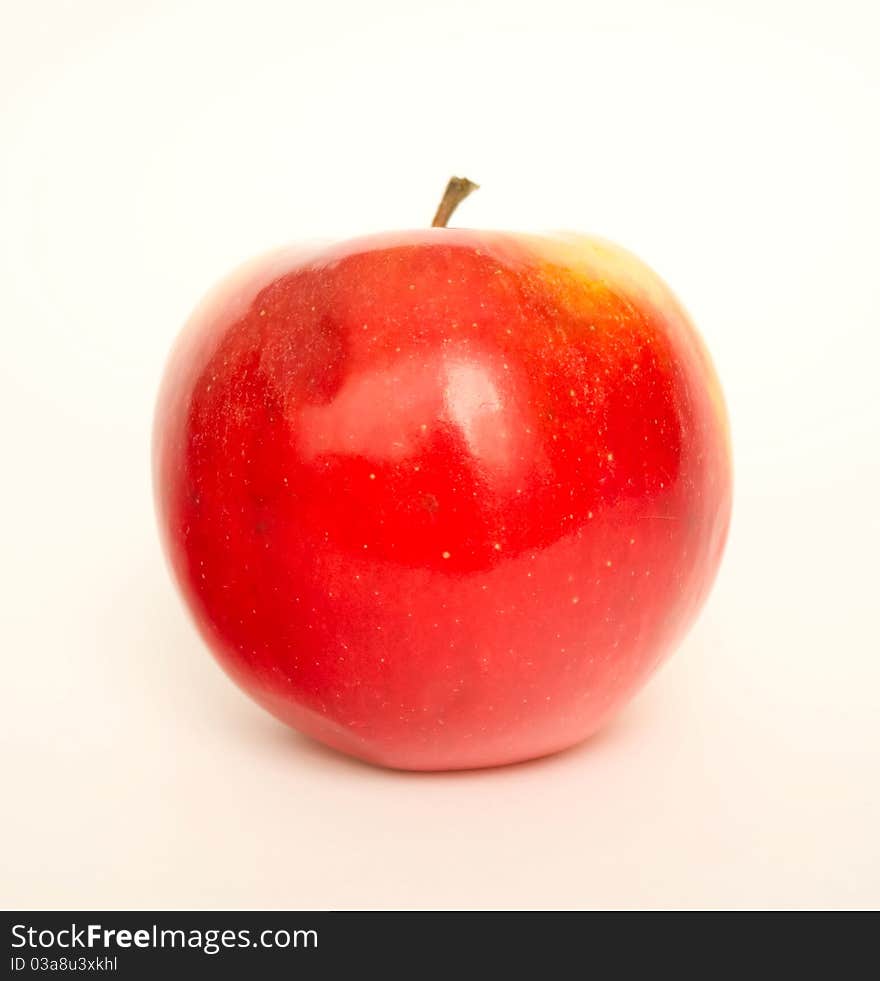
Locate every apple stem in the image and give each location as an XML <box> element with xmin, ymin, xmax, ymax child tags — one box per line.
<box><xmin>431</xmin><ymin>177</ymin><xmax>480</xmax><ymax>228</ymax></box>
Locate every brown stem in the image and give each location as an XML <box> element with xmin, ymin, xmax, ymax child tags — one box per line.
<box><xmin>431</xmin><ymin>177</ymin><xmax>479</xmax><ymax>227</ymax></box>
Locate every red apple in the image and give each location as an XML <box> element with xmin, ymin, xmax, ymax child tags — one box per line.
<box><xmin>153</xmin><ymin>179</ymin><xmax>731</xmax><ymax>770</ymax></box>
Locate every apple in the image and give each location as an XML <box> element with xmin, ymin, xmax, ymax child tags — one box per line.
<box><xmin>153</xmin><ymin>178</ymin><xmax>732</xmax><ymax>770</ymax></box>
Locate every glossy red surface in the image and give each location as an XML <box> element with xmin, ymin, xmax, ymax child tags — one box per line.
<box><xmin>154</xmin><ymin>229</ymin><xmax>731</xmax><ymax>770</ymax></box>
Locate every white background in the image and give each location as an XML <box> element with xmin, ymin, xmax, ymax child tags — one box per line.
<box><xmin>2</xmin><ymin>0</ymin><xmax>879</xmax><ymax>909</ymax></box>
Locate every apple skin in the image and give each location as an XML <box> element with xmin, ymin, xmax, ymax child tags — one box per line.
<box><xmin>153</xmin><ymin>229</ymin><xmax>731</xmax><ymax>770</ymax></box>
